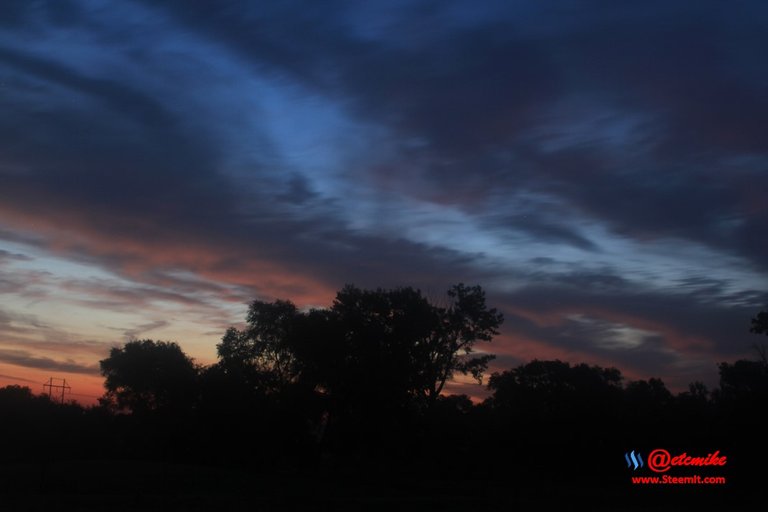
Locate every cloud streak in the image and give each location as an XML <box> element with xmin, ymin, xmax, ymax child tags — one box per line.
<box><xmin>0</xmin><ymin>349</ymin><xmax>99</xmax><ymax>375</ymax></box>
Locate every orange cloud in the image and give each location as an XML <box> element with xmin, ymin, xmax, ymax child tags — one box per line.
<box><xmin>0</xmin><ymin>200</ymin><xmax>338</xmax><ymax>309</ymax></box>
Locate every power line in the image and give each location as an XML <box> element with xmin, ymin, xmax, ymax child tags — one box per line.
<box><xmin>43</xmin><ymin>377</ymin><xmax>71</xmax><ymax>403</ymax></box>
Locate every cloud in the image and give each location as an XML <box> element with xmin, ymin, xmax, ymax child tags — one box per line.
<box><xmin>0</xmin><ymin>307</ymin><xmax>50</xmax><ymax>333</ymax></box>
<box><xmin>483</xmin><ymin>213</ymin><xmax>598</xmax><ymax>251</ymax></box>
<box><xmin>0</xmin><ymin>348</ymin><xmax>99</xmax><ymax>375</ymax></box>
<box><xmin>0</xmin><ymin>372</ymin><xmax>40</xmax><ymax>384</ymax></box>
<box><xmin>487</xmin><ymin>279</ymin><xmax>764</xmax><ymax>390</ymax></box>
<box><xmin>0</xmin><ymin>248</ymin><xmax>33</xmax><ymax>263</ymax></box>
<box><xmin>0</xmin><ymin>45</ymin><xmax>171</xmax><ymax>127</ymax></box>
<box><xmin>120</xmin><ymin>320</ymin><xmax>169</xmax><ymax>340</ymax></box>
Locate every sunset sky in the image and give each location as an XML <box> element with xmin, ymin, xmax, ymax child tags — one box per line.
<box><xmin>1</xmin><ymin>1</ymin><xmax>767</xmax><ymax>403</ymax></box>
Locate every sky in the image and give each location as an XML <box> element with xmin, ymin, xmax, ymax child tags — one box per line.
<box><xmin>1</xmin><ymin>0</ymin><xmax>767</xmax><ymax>403</ymax></box>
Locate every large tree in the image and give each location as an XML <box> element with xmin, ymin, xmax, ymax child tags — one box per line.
<box><xmin>426</xmin><ymin>283</ymin><xmax>503</xmax><ymax>401</ymax></box>
<box><xmin>99</xmin><ymin>339</ymin><xmax>199</xmax><ymax>415</ymax></box>
<box><xmin>221</xmin><ymin>283</ymin><xmax>503</xmax><ymax>410</ymax></box>
<box><xmin>216</xmin><ymin>299</ymin><xmax>303</xmax><ymax>395</ymax></box>
<box><xmin>302</xmin><ymin>285</ymin><xmax>442</xmax><ymax>412</ymax></box>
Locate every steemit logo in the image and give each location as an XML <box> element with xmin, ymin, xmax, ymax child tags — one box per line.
<box><xmin>625</xmin><ymin>450</ymin><xmax>644</xmax><ymax>470</ymax></box>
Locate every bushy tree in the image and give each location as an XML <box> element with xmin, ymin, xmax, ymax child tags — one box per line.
<box><xmin>487</xmin><ymin>359</ymin><xmax>623</xmax><ymax>415</ymax></box>
<box><xmin>216</xmin><ymin>284</ymin><xmax>502</xmax><ymax>409</ymax></box>
<box><xmin>99</xmin><ymin>339</ymin><xmax>199</xmax><ymax>415</ymax></box>
<box><xmin>750</xmin><ymin>310</ymin><xmax>768</xmax><ymax>336</ymax></box>
<box><xmin>216</xmin><ymin>300</ymin><xmax>303</xmax><ymax>395</ymax></box>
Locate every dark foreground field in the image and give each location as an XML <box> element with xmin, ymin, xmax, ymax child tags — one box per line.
<box><xmin>0</xmin><ymin>459</ymin><xmax>755</xmax><ymax>512</ymax></box>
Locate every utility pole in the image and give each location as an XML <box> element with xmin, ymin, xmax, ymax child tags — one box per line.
<box><xmin>43</xmin><ymin>377</ymin><xmax>71</xmax><ymax>403</ymax></box>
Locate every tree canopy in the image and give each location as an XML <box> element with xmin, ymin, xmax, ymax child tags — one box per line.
<box><xmin>215</xmin><ymin>283</ymin><xmax>502</xmax><ymax>413</ymax></box>
<box><xmin>99</xmin><ymin>339</ymin><xmax>199</xmax><ymax>415</ymax></box>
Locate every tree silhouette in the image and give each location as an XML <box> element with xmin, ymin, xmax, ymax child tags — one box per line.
<box><xmin>304</xmin><ymin>284</ymin><xmax>447</xmax><ymax>414</ymax></box>
<box><xmin>713</xmin><ymin>310</ymin><xmax>768</xmax><ymax>406</ymax></box>
<box><xmin>327</xmin><ymin>283</ymin><xmax>502</xmax><ymax>404</ymax></box>
<box><xmin>218</xmin><ymin>283</ymin><xmax>502</xmax><ymax>412</ymax></box>
<box><xmin>427</xmin><ymin>283</ymin><xmax>503</xmax><ymax>401</ymax></box>
<box><xmin>487</xmin><ymin>359</ymin><xmax>622</xmax><ymax>416</ymax></box>
<box><xmin>624</xmin><ymin>377</ymin><xmax>673</xmax><ymax>407</ymax></box>
<box><xmin>99</xmin><ymin>339</ymin><xmax>199</xmax><ymax>415</ymax></box>
<box><xmin>750</xmin><ymin>309</ymin><xmax>768</xmax><ymax>336</ymax></box>
<box><xmin>208</xmin><ymin>284</ymin><xmax>503</xmax><ymax>465</ymax></box>
<box><xmin>718</xmin><ymin>359</ymin><xmax>768</xmax><ymax>401</ymax></box>
<box><xmin>216</xmin><ymin>300</ymin><xmax>303</xmax><ymax>395</ymax></box>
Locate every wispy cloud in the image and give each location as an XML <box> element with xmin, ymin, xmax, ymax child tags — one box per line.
<box><xmin>120</xmin><ymin>320</ymin><xmax>169</xmax><ymax>340</ymax></box>
<box><xmin>0</xmin><ymin>349</ymin><xmax>99</xmax><ymax>375</ymax></box>
<box><xmin>0</xmin><ymin>372</ymin><xmax>41</xmax><ymax>384</ymax></box>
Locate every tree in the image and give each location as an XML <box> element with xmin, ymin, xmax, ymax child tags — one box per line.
<box><xmin>717</xmin><ymin>359</ymin><xmax>768</xmax><ymax>400</ymax></box>
<box><xmin>207</xmin><ymin>283</ymin><xmax>502</xmax><ymax>463</ymax></box>
<box><xmin>216</xmin><ymin>299</ymin><xmax>303</xmax><ymax>395</ymax></box>
<box><xmin>219</xmin><ymin>284</ymin><xmax>502</xmax><ymax>409</ymax></box>
<box><xmin>486</xmin><ymin>359</ymin><xmax>623</xmax><ymax>415</ymax></box>
<box><xmin>425</xmin><ymin>283</ymin><xmax>503</xmax><ymax>401</ymax></box>
<box><xmin>750</xmin><ymin>310</ymin><xmax>768</xmax><ymax>336</ymax></box>
<box><xmin>99</xmin><ymin>339</ymin><xmax>199</xmax><ymax>415</ymax></box>
<box><xmin>622</xmin><ymin>377</ymin><xmax>674</xmax><ymax>426</ymax></box>
<box><xmin>293</xmin><ymin>283</ymin><xmax>502</xmax><ymax>408</ymax></box>
<box><xmin>0</xmin><ymin>384</ymin><xmax>40</xmax><ymax>405</ymax></box>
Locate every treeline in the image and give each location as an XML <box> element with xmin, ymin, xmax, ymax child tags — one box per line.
<box><xmin>1</xmin><ymin>284</ymin><xmax>766</xmax><ymax>501</ymax></box>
